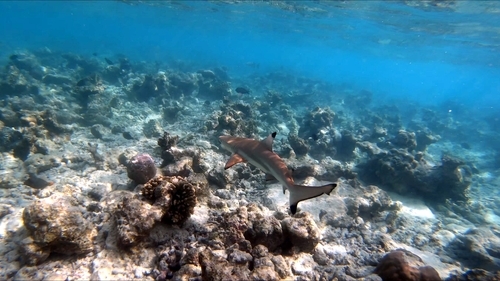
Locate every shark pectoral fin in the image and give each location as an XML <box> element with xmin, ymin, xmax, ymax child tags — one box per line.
<box><xmin>289</xmin><ymin>183</ymin><xmax>338</xmax><ymax>214</ymax></box>
<box><xmin>224</xmin><ymin>153</ymin><xmax>246</xmax><ymax>169</ymax></box>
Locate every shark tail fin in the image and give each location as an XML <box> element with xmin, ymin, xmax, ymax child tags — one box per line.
<box><xmin>289</xmin><ymin>183</ymin><xmax>337</xmax><ymax>215</ymax></box>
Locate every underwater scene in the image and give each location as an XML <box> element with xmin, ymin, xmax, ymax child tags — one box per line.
<box><xmin>0</xmin><ymin>1</ymin><xmax>500</xmax><ymax>280</ymax></box>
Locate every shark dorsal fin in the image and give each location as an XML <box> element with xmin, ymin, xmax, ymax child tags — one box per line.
<box><xmin>224</xmin><ymin>153</ymin><xmax>246</xmax><ymax>169</ymax></box>
<box><xmin>261</xmin><ymin>132</ymin><xmax>277</xmax><ymax>151</ymax></box>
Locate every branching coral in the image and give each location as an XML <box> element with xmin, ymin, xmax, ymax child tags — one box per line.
<box><xmin>141</xmin><ymin>175</ymin><xmax>197</xmax><ymax>225</ymax></box>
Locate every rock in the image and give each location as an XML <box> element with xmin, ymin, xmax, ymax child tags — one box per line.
<box><xmin>313</xmin><ymin>244</ymin><xmax>330</xmax><ymax>265</ymax></box>
<box><xmin>335</xmin><ymin>130</ymin><xmax>357</xmax><ymax>160</ymax></box>
<box><xmin>0</xmin><ymin>65</ymin><xmax>39</xmax><ymax>98</ymax></box>
<box><xmin>90</xmin><ymin>124</ymin><xmax>105</xmax><ymax>139</ymax></box>
<box><xmin>122</xmin><ymin>130</ymin><xmax>135</xmax><ymax>140</ymax></box>
<box><xmin>244</xmin><ymin>204</ymin><xmax>284</xmax><ymax>251</ymax></box>
<box><xmin>374</xmin><ymin>249</ymin><xmax>440</xmax><ymax>281</ymax></box>
<box><xmin>19</xmin><ymin>237</ymin><xmax>50</xmax><ymax>266</ymax></box>
<box><xmin>198</xmin><ymin>78</ymin><xmax>231</xmax><ymax>101</ymax></box>
<box><xmin>74</xmin><ymin>74</ymin><xmax>104</xmax><ymax>111</ymax></box>
<box><xmin>9</xmin><ymin>52</ymin><xmax>44</xmax><ymax>79</ymax></box>
<box><xmin>298</xmin><ymin>106</ymin><xmax>335</xmax><ymax>138</ymax></box>
<box><xmin>127</xmin><ymin>153</ymin><xmax>157</xmax><ymax>184</ymax></box>
<box><xmin>23</xmin><ymin>153</ymin><xmax>60</xmax><ymax>174</ymax></box>
<box><xmin>199</xmin><ymin>248</ymin><xmax>250</xmax><ymax>280</ymax></box>
<box><xmin>158</xmin><ymin>131</ymin><xmax>179</xmax><ymax>166</ymax></box>
<box><xmin>143</xmin><ymin>119</ymin><xmax>162</xmax><ymax>138</ymax></box>
<box><xmin>0</xmin><ymin>126</ymin><xmax>32</xmax><ymax>160</ymax></box>
<box><xmin>391</xmin><ymin>130</ymin><xmax>417</xmax><ymax>151</ymax></box>
<box><xmin>282</xmin><ymin>212</ymin><xmax>320</xmax><ymax>252</ymax></box>
<box><xmin>445</xmin><ymin>268</ymin><xmax>500</xmax><ymax>281</ymax></box>
<box><xmin>118</xmin><ymin>149</ymin><xmax>138</xmax><ymax>166</ymax></box>
<box><xmin>173</xmin><ymin>264</ymin><xmax>202</xmax><ymax>281</ymax></box>
<box><xmin>358</xmin><ymin>148</ymin><xmax>473</xmax><ymax>204</ymax></box>
<box><xmin>22</xmin><ymin>195</ymin><xmax>97</xmax><ymax>265</ymax></box>
<box><xmin>447</xmin><ymin>227</ymin><xmax>500</xmax><ymax>271</ymax></box>
<box><xmin>288</xmin><ymin>134</ymin><xmax>309</xmax><ymax>157</ymax></box>
<box><xmin>252</xmin><ymin>255</ymin><xmax>278</xmax><ymax>281</ymax></box>
<box><xmin>162</xmin><ymin>156</ymin><xmax>194</xmax><ymax>178</ymax></box>
<box><xmin>291</xmin><ymin>254</ymin><xmax>316</xmax><ymax>278</ymax></box>
<box><xmin>131</xmin><ymin>74</ymin><xmax>165</xmax><ymax>102</ymax></box>
<box><xmin>210</xmin><ymin>101</ymin><xmax>258</xmax><ymax>136</ymax></box>
<box><xmin>42</xmin><ymin>110</ymin><xmax>71</xmax><ymax>135</ymax></box>
<box><xmin>271</xmin><ymin>255</ymin><xmax>290</xmax><ymax>279</ymax></box>
<box><xmin>0</xmin><ymin>107</ymin><xmax>21</xmax><ymax>127</ymax></box>
<box><xmin>168</xmin><ymin>72</ymin><xmax>198</xmax><ymax>99</ymax></box>
<box><xmin>156</xmin><ymin>243</ymin><xmax>184</xmax><ymax>279</ymax></box>
<box><xmin>0</xmin><ymin>153</ymin><xmax>28</xmax><ymax>189</ymax></box>
<box><xmin>415</xmin><ymin>130</ymin><xmax>440</xmax><ymax>151</ymax></box>
<box><xmin>227</xmin><ymin>249</ymin><xmax>252</xmax><ymax>265</ymax></box>
<box><xmin>88</xmin><ymin>183</ymin><xmax>112</xmax><ymax>201</ymax></box>
<box><xmin>0</xmin><ymin>203</ymin><xmax>13</xmax><ymax>219</ymax></box>
<box><xmin>24</xmin><ymin>172</ymin><xmax>52</xmax><ymax>189</ymax></box>
<box><xmin>113</xmin><ymin>192</ymin><xmax>163</xmax><ymax>246</ymax></box>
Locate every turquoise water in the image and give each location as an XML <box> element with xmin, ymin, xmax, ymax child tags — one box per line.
<box><xmin>1</xmin><ymin>1</ymin><xmax>499</xmax><ymax>109</ymax></box>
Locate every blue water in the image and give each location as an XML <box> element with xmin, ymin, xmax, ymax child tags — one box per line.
<box><xmin>1</xmin><ymin>1</ymin><xmax>499</xmax><ymax>111</ymax></box>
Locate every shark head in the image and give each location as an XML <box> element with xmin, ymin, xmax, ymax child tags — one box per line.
<box><xmin>219</xmin><ymin>136</ymin><xmax>235</xmax><ymax>153</ymax></box>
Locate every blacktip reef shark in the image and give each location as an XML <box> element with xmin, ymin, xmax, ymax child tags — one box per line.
<box><xmin>219</xmin><ymin>132</ymin><xmax>337</xmax><ymax>214</ymax></box>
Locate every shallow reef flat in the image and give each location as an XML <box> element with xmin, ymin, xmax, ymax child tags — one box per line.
<box><xmin>0</xmin><ymin>50</ymin><xmax>499</xmax><ymax>280</ymax></box>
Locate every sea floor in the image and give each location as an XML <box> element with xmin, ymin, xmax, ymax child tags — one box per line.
<box><xmin>0</xmin><ymin>50</ymin><xmax>499</xmax><ymax>280</ymax></box>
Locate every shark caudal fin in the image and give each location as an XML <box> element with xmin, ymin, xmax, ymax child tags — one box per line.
<box><xmin>289</xmin><ymin>183</ymin><xmax>337</xmax><ymax>214</ymax></box>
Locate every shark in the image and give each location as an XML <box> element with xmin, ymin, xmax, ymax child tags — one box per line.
<box><xmin>219</xmin><ymin>132</ymin><xmax>337</xmax><ymax>214</ymax></box>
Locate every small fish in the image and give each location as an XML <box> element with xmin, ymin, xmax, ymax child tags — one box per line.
<box><xmin>220</xmin><ymin>132</ymin><xmax>337</xmax><ymax>214</ymax></box>
<box><xmin>105</xmin><ymin>58</ymin><xmax>114</xmax><ymax>65</ymax></box>
<box><xmin>235</xmin><ymin>87</ymin><xmax>251</xmax><ymax>95</ymax></box>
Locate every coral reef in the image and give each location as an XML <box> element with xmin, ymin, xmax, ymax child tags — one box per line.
<box><xmin>374</xmin><ymin>249</ymin><xmax>440</xmax><ymax>281</ymax></box>
<box><xmin>390</xmin><ymin>130</ymin><xmax>417</xmax><ymax>151</ymax></box>
<box><xmin>0</xmin><ymin>126</ymin><xmax>32</xmax><ymax>160</ymax></box>
<box><xmin>21</xmin><ymin>195</ymin><xmax>97</xmax><ymax>265</ymax></box>
<box><xmin>131</xmin><ymin>74</ymin><xmax>166</xmax><ymax>102</ymax></box>
<box><xmin>298</xmin><ymin>106</ymin><xmax>335</xmax><ymax>138</ymax></box>
<box><xmin>74</xmin><ymin>74</ymin><xmax>104</xmax><ymax>111</ymax></box>
<box><xmin>446</xmin><ymin>227</ymin><xmax>500</xmax><ymax>271</ymax></box>
<box><xmin>197</xmin><ymin>69</ymin><xmax>232</xmax><ymax>101</ymax></box>
<box><xmin>0</xmin><ymin>64</ymin><xmax>39</xmax><ymax>97</ymax></box>
<box><xmin>158</xmin><ymin>131</ymin><xmax>180</xmax><ymax>167</ymax></box>
<box><xmin>282</xmin><ymin>212</ymin><xmax>320</xmax><ymax>252</ymax></box>
<box><xmin>114</xmin><ymin>192</ymin><xmax>163</xmax><ymax>246</ymax></box>
<box><xmin>141</xmin><ymin>175</ymin><xmax>197</xmax><ymax>225</ymax></box>
<box><xmin>358</xmin><ymin>149</ymin><xmax>473</xmax><ymax>204</ymax></box>
<box><xmin>23</xmin><ymin>153</ymin><xmax>59</xmax><ymax>188</ymax></box>
<box><xmin>0</xmin><ymin>48</ymin><xmax>494</xmax><ymax>281</ymax></box>
<box><xmin>204</xmin><ymin>101</ymin><xmax>258</xmax><ymax>136</ymax></box>
<box><xmin>288</xmin><ymin>134</ymin><xmax>309</xmax><ymax>157</ymax></box>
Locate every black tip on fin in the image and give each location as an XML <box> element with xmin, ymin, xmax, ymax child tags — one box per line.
<box><xmin>326</xmin><ymin>183</ymin><xmax>338</xmax><ymax>195</ymax></box>
<box><xmin>271</xmin><ymin>132</ymin><xmax>277</xmax><ymax>138</ymax></box>
<box><xmin>290</xmin><ymin>204</ymin><xmax>297</xmax><ymax>215</ymax></box>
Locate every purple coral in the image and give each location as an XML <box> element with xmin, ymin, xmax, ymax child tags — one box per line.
<box><xmin>127</xmin><ymin>153</ymin><xmax>157</xmax><ymax>184</ymax></box>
